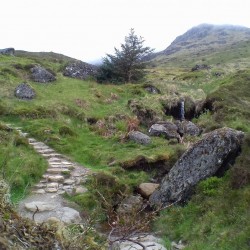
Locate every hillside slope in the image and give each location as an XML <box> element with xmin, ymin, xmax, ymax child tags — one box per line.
<box><xmin>149</xmin><ymin>24</ymin><xmax>250</xmax><ymax>68</ymax></box>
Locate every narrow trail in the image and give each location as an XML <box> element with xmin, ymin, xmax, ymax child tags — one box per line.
<box><xmin>12</xmin><ymin>126</ymin><xmax>91</xmax><ymax>224</ymax></box>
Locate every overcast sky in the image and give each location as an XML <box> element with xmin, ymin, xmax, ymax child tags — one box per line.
<box><xmin>1</xmin><ymin>0</ymin><xmax>250</xmax><ymax>63</ymax></box>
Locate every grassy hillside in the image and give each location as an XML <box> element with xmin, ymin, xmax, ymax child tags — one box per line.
<box><xmin>0</xmin><ymin>27</ymin><xmax>250</xmax><ymax>250</ymax></box>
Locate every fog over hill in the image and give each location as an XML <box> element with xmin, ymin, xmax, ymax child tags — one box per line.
<box><xmin>147</xmin><ymin>23</ymin><xmax>250</xmax><ymax>63</ymax></box>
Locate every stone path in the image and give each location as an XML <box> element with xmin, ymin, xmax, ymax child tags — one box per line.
<box><xmin>11</xmin><ymin>126</ymin><xmax>91</xmax><ymax>224</ymax></box>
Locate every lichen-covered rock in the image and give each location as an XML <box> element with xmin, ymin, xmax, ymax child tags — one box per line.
<box><xmin>149</xmin><ymin>127</ymin><xmax>244</xmax><ymax>207</ymax></box>
<box><xmin>14</xmin><ymin>83</ymin><xmax>36</xmax><ymax>99</ymax></box>
<box><xmin>175</xmin><ymin>120</ymin><xmax>201</xmax><ymax>136</ymax></box>
<box><xmin>31</xmin><ymin>65</ymin><xmax>56</xmax><ymax>83</ymax></box>
<box><xmin>149</xmin><ymin>122</ymin><xmax>181</xmax><ymax>142</ymax></box>
<box><xmin>128</xmin><ymin>131</ymin><xmax>151</xmax><ymax>145</ymax></box>
<box><xmin>63</xmin><ymin>60</ymin><xmax>97</xmax><ymax>80</ymax></box>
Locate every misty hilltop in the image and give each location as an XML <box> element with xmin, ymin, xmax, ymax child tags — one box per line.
<box><xmin>149</xmin><ymin>23</ymin><xmax>250</xmax><ymax>67</ymax></box>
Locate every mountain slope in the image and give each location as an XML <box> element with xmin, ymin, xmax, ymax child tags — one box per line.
<box><xmin>149</xmin><ymin>24</ymin><xmax>250</xmax><ymax>68</ymax></box>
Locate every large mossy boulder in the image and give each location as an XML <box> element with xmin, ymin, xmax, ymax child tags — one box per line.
<box><xmin>149</xmin><ymin>127</ymin><xmax>244</xmax><ymax>207</ymax></box>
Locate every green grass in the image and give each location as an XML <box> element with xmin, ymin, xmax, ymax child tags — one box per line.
<box><xmin>1</xmin><ymin>47</ymin><xmax>250</xmax><ymax>249</ymax></box>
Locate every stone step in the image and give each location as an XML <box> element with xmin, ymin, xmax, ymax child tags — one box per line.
<box><xmin>42</xmin><ymin>153</ymin><xmax>62</xmax><ymax>159</ymax></box>
<box><xmin>63</xmin><ymin>179</ymin><xmax>76</xmax><ymax>185</ymax></box>
<box><xmin>48</xmin><ymin>175</ymin><xmax>65</xmax><ymax>182</ymax></box>
<box><xmin>33</xmin><ymin>189</ymin><xmax>46</xmax><ymax>194</ymax></box>
<box><xmin>47</xmin><ymin>168</ymin><xmax>70</xmax><ymax>174</ymax></box>
<box><xmin>37</xmin><ymin>149</ymin><xmax>55</xmax><ymax>154</ymax></box>
<box><xmin>48</xmin><ymin>157</ymin><xmax>64</xmax><ymax>163</ymax></box>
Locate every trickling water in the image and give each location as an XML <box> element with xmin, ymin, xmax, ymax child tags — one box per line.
<box><xmin>180</xmin><ymin>100</ymin><xmax>185</xmax><ymax>121</ymax></box>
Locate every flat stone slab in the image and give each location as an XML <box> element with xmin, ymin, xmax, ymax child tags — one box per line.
<box><xmin>47</xmin><ymin>168</ymin><xmax>70</xmax><ymax>174</ymax></box>
<box><xmin>25</xmin><ymin>201</ymin><xmax>56</xmax><ymax>212</ymax></box>
<box><xmin>45</xmin><ymin>188</ymin><xmax>58</xmax><ymax>193</ymax></box>
<box><xmin>48</xmin><ymin>175</ymin><xmax>65</xmax><ymax>182</ymax></box>
<box><xmin>64</xmin><ymin>179</ymin><xmax>75</xmax><ymax>185</ymax></box>
<box><xmin>33</xmin><ymin>189</ymin><xmax>46</xmax><ymax>194</ymax></box>
<box><xmin>117</xmin><ymin>235</ymin><xmax>167</xmax><ymax>250</ymax></box>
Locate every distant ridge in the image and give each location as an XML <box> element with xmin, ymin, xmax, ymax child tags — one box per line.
<box><xmin>147</xmin><ymin>23</ymin><xmax>250</xmax><ymax>64</ymax></box>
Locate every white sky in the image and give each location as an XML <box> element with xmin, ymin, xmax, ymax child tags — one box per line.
<box><xmin>1</xmin><ymin>0</ymin><xmax>250</xmax><ymax>63</ymax></box>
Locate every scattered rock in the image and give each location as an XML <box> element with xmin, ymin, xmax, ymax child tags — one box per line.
<box><xmin>25</xmin><ymin>201</ymin><xmax>56</xmax><ymax>212</ymax></box>
<box><xmin>113</xmin><ymin>235</ymin><xmax>167</xmax><ymax>250</ymax></box>
<box><xmin>149</xmin><ymin>122</ymin><xmax>181</xmax><ymax>142</ymax></box>
<box><xmin>117</xmin><ymin>195</ymin><xmax>143</xmax><ymax>214</ymax></box>
<box><xmin>63</xmin><ymin>60</ymin><xmax>97</xmax><ymax>80</ymax></box>
<box><xmin>175</xmin><ymin>120</ymin><xmax>201</xmax><ymax>136</ymax></box>
<box><xmin>31</xmin><ymin>65</ymin><xmax>56</xmax><ymax>83</ymax></box>
<box><xmin>144</xmin><ymin>84</ymin><xmax>161</xmax><ymax>94</ymax></box>
<box><xmin>14</xmin><ymin>83</ymin><xmax>36</xmax><ymax>100</ymax></box>
<box><xmin>138</xmin><ymin>183</ymin><xmax>159</xmax><ymax>199</ymax></box>
<box><xmin>128</xmin><ymin>131</ymin><xmax>151</xmax><ymax>145</ymax></box>
<box><xmin>75</xmin><ymin>186</ymin><xmax>88</xmax><ymax>194</ymax></box>
<box><xmin>191</xmin><ymin>64</ymin><xmax>211</xmax><ymax>71</ymax></box>
<box><xmin>150</xmin><ymin>127</ymin><xmax>244</xmax><ymax>206</ymax></box>
<box><xmin>55</xmin><ymin>207</ymin><xmax>82</xmax><ymax>224</ymax></box>
<box><xmin>0</xmin><ymin>48</ymin><xmax>15</xmax><ymax>56</ymax></box>
<box><xmin>171</xmin><ymin>240</ymin><xmax>185</xmax><ymax>250</ymax></box>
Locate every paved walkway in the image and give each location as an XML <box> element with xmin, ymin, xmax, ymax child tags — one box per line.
<box><xmin>11</xmin><ymin>126</ymin><xmax>90</xmax><ymax>223</ymax></box>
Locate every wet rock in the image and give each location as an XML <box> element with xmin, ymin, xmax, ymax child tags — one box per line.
<box><xmin>128</xmin><ymin>131</ymin><xmax>151</xmax><ymax>145</ymax></box>
<box><xmin>31</xmin><ymin>65</ymin><xmax>56</xmax><ymax>83</ymax></box>
<box><xmin>138</xmin><ymin>183</ymin><xmax>159</xmax><ymax>199</ymax></box>
<box><xmin>14</xmin><ymin>83</ymin><xmax>36</xmax><ymax>100</ymax></box>
<box><xmin>63</xmin><ymin>60</ymin><xmax>97</xmax><ymax>80</ymax></box>
<box><xmin>150</xmin><ymin>127</ymin><xmax>244</xmax><ymax>206</ymax></box>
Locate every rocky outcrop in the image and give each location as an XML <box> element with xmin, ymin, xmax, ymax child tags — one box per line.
<box><xmin>191</xmin><ymin>64</ymin><xmax>211</xmax><ymax>71</ymax></box>
<box><xmin>128</xmin><ymin>131</ymin><xmax>151</xmax><ymax>145</ymax></box>
<box><xmin>63</xmin><ymin>60</ymin><xmax>97</xmax><ymax>80</ymax></box>
<box><xmin>0</xmin><ymin>48</ymin><xmax>15</xmax><ymax>55</ymax></box>
<box><xmin>149</xmin><ymin>127</ymin><xmax>244</xmax><ymax>207</ymax></box>
<box><xmin>14</xmin><ymin>83</ymin><xmax>36</xmax><ymax>99</ymax></box>
<box><xmin>128</xmin><ymin>99</ymin><xmax>161</xmax><ymax>126</ymax></box>
<box><xmin>31</xmin><ymin>65</ymin><xmax>56</xmax><ymax>83</ymax></box>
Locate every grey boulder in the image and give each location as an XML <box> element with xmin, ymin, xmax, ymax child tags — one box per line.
<box><xmin>63</xmin><ymin>60</ymin><xmax>97</xmax><ymax>80</ymax></box>
<box><xmin>149</xmin><ymin>122</ymin><xmax>181</xmax><ymax>142</ymax></box>
<box><xmin>128</xmin><ymin>131</ymin><xmax>151</xmax><ymax>145</ymax></box>
<box><xmin>0</xmin><ymin>48</ymin><xmax>15</xmax><ymax>56</ymax></box>
<box><xmin>31</xmin><ymin>65</ymin><xmax>56</xmax><ymax>83</ymax></box>
<box><xmin>149</xmin><ymin>127</ymin><xmax>244</xmax><ymax>207</ymax></box>
<box><xmin>15</xmin><ymin>83</ymin><xmax>36</xmax><ymax>99</ymax></box>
